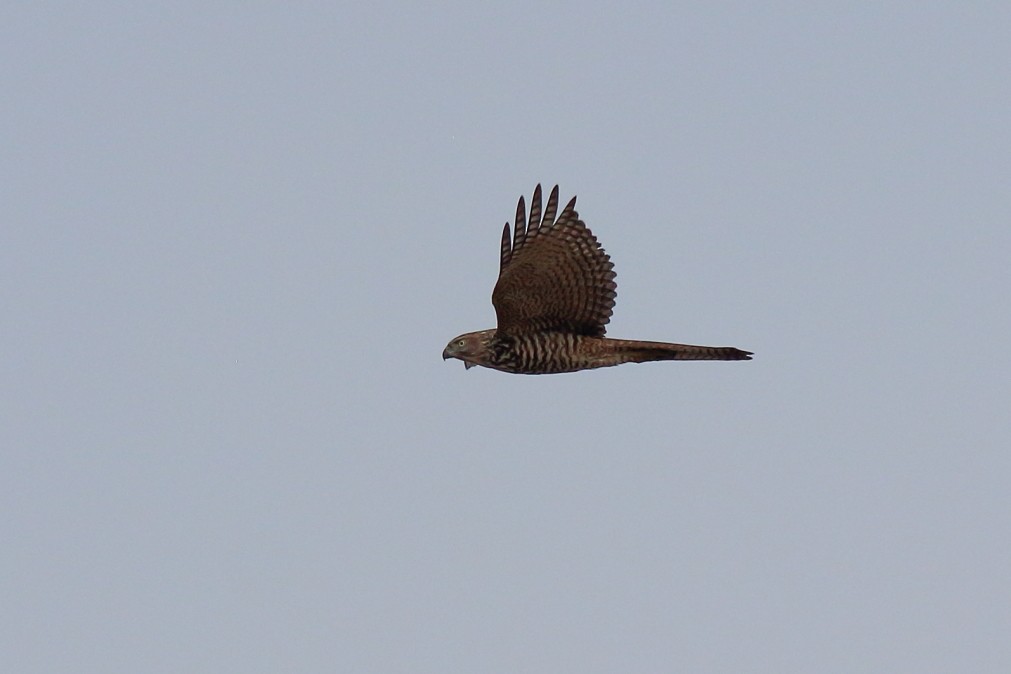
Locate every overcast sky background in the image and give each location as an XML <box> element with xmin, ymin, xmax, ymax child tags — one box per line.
<box><xmin>4</xmin><ymin>3</ymin><xmax>1010</xmax><ymax>673</ymax></box>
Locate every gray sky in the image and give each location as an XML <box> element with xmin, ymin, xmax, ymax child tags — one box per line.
<box><xmin>4</xmin><ymin>3</ymin><xmax>1010</xmax><ymax>673</ymax></box>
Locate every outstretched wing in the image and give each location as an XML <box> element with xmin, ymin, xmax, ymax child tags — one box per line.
<box><xmin>492</xmin><ymin>185</ymin><xmax>617</xmax><ymax>337</ymax></box>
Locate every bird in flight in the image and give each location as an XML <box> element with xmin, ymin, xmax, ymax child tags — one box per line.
<box><xmin>443</xmin><ymin>185</ymin><xmax>752</xmax><ymax>374</ymax></box>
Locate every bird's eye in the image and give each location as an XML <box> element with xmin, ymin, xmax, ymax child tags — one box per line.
<box><xmin>457</xmin><ymin>340</ymin><xmax>466</xmax><ymax>347</ymax></box>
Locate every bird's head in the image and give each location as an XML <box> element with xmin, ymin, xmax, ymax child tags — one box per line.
<box><xmin>442</xmin><ymin>330</ymin><xmax>495</xmax><ymax>370</ymax></box>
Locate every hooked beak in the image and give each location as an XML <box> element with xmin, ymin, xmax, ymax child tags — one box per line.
<box><xmin>442</xmin><ymin>346</ymin><xmax>475</xmax><ymax>369</ymax></box>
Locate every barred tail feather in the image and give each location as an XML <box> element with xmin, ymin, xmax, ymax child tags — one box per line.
<box><xmin>608</xmin><ymin>338</ymin><xmax>752</xmax><ymax>362</ymax></box>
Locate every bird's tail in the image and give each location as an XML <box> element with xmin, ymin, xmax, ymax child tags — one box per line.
<box><xmin>605</xmin><ymin>338</ymin><xmax>753</xmax><ymax>363</ymax></box>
